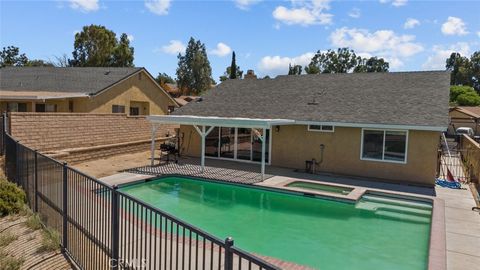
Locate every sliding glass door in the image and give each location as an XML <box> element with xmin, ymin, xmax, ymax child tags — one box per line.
<box><xmin>236</xmin><ymin>128</ymin><xmax>251</xmax><ymax>160</ymax></box>
<box><xmin>204</xmin><ymin>126</ymin><xmax>269</xmax><ymax>163</ymax></box>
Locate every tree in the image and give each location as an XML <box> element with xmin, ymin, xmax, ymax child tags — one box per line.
<box><xmin>305</xmin><ymin>48</ymin><xmax>389</xmax><ymax>74</ymax></box>
<box><xmin>176</xmin><ymin>37</ymin><xmax>213</xmax><ymax>95</ymax></box>
<box><xmin>69</xmin><ymin>25</ymin><xmax>134</xmax><ymax>67</ymax></box>
<box><xmin>0</xmin><ymin>46</ymin><xmax>28</xmax><ymax>67</ymax></box>
<box><xmin>288</xmin><ymin>64</ymin><xmax>302</xmax><ymax>75</ymax></box>
<box><xmin>354</xmin><ymin>57</ymin><xmax>389</xmax><ymax>73</ymax></box>
<box><xmin>446</xmin><ymin>52</ymin><xmax>472</xmax><ymax>86</ymax></box>
<box><xmin>51</xmin><ymin>54</ymin><xmax>71</xmax><ymax>67</ymax></box>
<box><xmin>450</xmin><ymin>85</ymin><xmax>480</xmax><ymax>106</ymax></box>
<box><xmin>112</xmin><ymin>33</ymin><xmax>134</xmax><ymax>67</ymax></box>
<box><xmin>219</xmin><ymin>52</ymin><xmax>243</xmax><ymax>82</ymax></box>
<box><xmin>156</xmin><ymin>72</ymin><xmax>175</xmax><ymax>85</ymax></box>
<box><xmin>305</xmin><ymin>48</ymin><xmax>360</xmax><ymax>74</ymax></box>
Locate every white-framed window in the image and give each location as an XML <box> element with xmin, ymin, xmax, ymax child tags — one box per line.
<box><xmin>308</xmin><ymin>125</ymin><xmax>334</xmax><ymax>132</ymax></box>
<box><xmin>361</xmin><ymin>129</ymin><xmax>408</xmax><ymax>164</ymax></box>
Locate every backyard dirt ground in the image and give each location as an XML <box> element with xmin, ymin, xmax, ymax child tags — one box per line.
<box><xmin>72</xmin><ymin>150</ymin><xmax>153</xmax><ymax>178</ymax></box>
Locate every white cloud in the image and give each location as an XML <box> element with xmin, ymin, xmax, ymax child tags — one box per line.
<box><xmin>380</xmin><ymin>0</ymin><xmax>407</xmax><ymax>7</ymax></box>
<box><xmin>69</xmin><ymin>0</ymin><xmax>99</xmax><ymax>12</ymax></box>
<box><xmin>145</xmin><ymin>0</ymin><xmax>171</xmax><ymax>15</ymax></box>
<box><xmin>160</xmin><ymin>40</ymin><xmax>185</xmax><ymax>55</ymax></box>
<box><xmin>404</xmin><ymin>18</ymin><xmax>420</xmax><ymax>29</ymax></box>
<box><xmin>477</xmin><ymin>31</ymin><xmax>480</xmax><ymax>38</ymax></box>
<box><xmin>210</xmin><ymin>43</ymin><xmax>232</xmax><ymax>57</ymax></box>
<box><xmin>258</xmin><ymin>52</ymin><xmax>315</xmax><ymax>76</ymax></box>
<box><xmin>330</xmin><ymin>27</ymin><xmax>423</xmax><ymax>69</ymax></box>
<box><xmin>348</xmin><ymin>8</ymin><xmax>361</xmax><ymax>19</ymax></box>
<box><xmin>441</xmin><ymin>16</ymin><xmax>468</xmax><ymax>36</ymax></box>
<box><xmin>273</xmin><ymin>0</ymin><xmax>333</xmax><ymax>26</ymax></box>
<box><xmin>392</xmin><ymin>0</ymin><xmax>407</xmax><ymax>7</ymax></box>
<box><xmin>127</xmin><ymin>34</ymin><xmax>134</xmax><ymax>42</ymax></box>
<box><xmin>235</xmin><ymin>0</ymin><xmax>261</xmax><ymax>10</ymax></box>
<box><xmin>422</xmin><ymin>42</ymin><xmax>470</xmax><ymax>70</ymax></box>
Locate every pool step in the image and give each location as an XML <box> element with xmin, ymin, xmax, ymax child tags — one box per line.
<box><xmin>356</xmin><ymin>196</ymin><xmax>432</xmax><ymax>223</ymax></box>
<box><xmin>361</xmin><ymin>195</ymin><xmax>432</xmax><ymax>210</ymax></box>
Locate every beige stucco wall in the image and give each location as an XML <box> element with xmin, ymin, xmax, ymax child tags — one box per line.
<box><xmin>73</xmin><ymin>70</ymin><xmax>175</xmax><ymax>115</ymax></box>
<box><xmin>1</xmin><ymin>70</ymin><xmax>176</xmax><ymax>115</ymax></box>
<box><xmin>179</xmin><ymin>124</ymin><xmax>441</xmax><ymax>186</ymax></box>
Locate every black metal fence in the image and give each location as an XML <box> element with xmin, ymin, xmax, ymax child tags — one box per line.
<box><xmin>3</xmin><ymin>131</ymin><xmax>279</xmax><ymax>270</ymax></box>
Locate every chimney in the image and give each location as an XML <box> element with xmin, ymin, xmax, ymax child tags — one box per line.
<box><xmin>244</xmin><ymin>69</ymin><xmax>257</xmax><ymax>79</ymax></box>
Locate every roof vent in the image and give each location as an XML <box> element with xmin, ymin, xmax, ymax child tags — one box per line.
<box><xmin>196</xmin><ymin>97</ymin><xmax>203</xmax><ymax>102</ymax></box>
<box><xmin>104</xmin><ymin>71</ymin><xmax>111</xmax><ymax>75</ymax></box>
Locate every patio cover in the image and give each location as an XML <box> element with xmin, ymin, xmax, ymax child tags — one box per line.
<box><xmin>147</xmin><ymin>115</ymin><xmax>295</xmax><ymax>180</ymax></box>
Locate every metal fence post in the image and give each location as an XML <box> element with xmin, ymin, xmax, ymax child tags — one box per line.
<box><xmin>15</xmin><ymin>140</ymin><xmax>19</xmax><ymax>185</ymax></box>
<box><xmin>34</xmin><ymin>150</ymin><xmax>38</xmax><ymax>213</ymax></box>
<box><xmin>111</xmin><ymin>185</ymin><xmax>120</xmax><ymax>270</ymax></box>
<box><xmin>224</xmin><ymin>237</ymin><xmax>234</xmax><ymax>270</ymax></box>
<box><xmin>62</xmin><ymin>162</ymin><xmax>68</xmax><ymax>253</ymax></box>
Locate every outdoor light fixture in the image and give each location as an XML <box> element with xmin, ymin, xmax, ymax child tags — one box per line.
<box><xmin>275</xmin><ymin>126</ymin><xmax>280</xmax><ymax>132</ymax></box>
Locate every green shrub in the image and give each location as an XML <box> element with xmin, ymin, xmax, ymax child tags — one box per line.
<box><xmin>37</xmin><ymin>228</ymin><xmax>60</xmax><ymax>253</ymax></box>
<box><xmin>0</xmin><ymin>180</ymin><xmax>26</xmax><ymax>217</ymax></box>
<box><xmin>0</xmin><ymin>251</ymin><xmax>24</xmax><ymax>270</ymax></box>
<box><xmin>0</xmin><ymin>232</ymin><xmax>17</xmax><ymax>247</ymax></box>
<box><xmin>25</xmin><ymin>213</ymin><xmax>43</xmax><ymax>231</ymax></box>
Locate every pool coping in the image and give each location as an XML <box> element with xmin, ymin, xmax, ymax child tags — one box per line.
<box><xmin>113</xmin><ymin>173</ymin><xmax>446</xmax><ymax>270</ymax></box>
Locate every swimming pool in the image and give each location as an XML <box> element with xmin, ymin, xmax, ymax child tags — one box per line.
<box><xmin>120</xmin><ymin>176</ymin><xmax>432</xmax><ymax>270</ymax></box>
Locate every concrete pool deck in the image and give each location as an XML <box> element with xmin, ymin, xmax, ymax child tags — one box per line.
<box><xmin>73</xmin><ymin>150</ymin><xmax>480</xmax><ymax>270</ymax></box>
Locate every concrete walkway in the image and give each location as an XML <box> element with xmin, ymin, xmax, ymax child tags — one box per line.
<box><xmin>435</xmin><ymin>184</ymin><xmax>480</xmax><ymax>270</ymax></box>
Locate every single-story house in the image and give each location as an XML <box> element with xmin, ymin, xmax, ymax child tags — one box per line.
<box><xmin>448</xmin><ymin>106</ymin><xmax>480</xmax><ymax>136</ymax></box>
<box><xmin>0</xmin><ymin>67</ymin><xmax>177</xmax><ymax>115</ymax></box>
<box><xmin>148</xmin><ymin>71</ymin><xmax>450</xmax><ymax>186</ymax></box>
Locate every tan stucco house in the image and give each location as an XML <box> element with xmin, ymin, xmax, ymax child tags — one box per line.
<box><xmin>448</xmin><ymin>106</ymin><xmax>480</xmax><ymax>136</ymax></box>
<box><xmin>148</xmin><ymin>71</ymin><xmax>450</xmax><ymax>187</ymax></box>
<box><xmin>0</xmin><ymin>67</ymin><xmax>177</xmax><ymax>115</ymax></box>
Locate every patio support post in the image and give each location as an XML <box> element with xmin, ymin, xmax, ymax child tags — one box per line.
<box><xmin>201</xmin><ymin>125</ymin><xmax>205</xmax><ymax>172</ymax></box>
<box><xmin>261</xmin><ymin>128</ymin><xmax>266</xmax><ymax>181</ymax></box>
<box><xmin>193</xmin><ymin>125</ymin><xmax>215</xmax><ymax>173</ymax></box>
<box><xmin>150</xmin><ymin>124</ymin><xmax>158</xmax><ymax>166</ymax></box>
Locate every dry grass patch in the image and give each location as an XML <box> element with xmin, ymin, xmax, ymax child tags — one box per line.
<box><xmin>0</xmin><ymin>250</ymin><xmax>25</xmax><ymax>270</ymax></box>
<box><xmin>0</xmin><ymin>231</ymin><xmax>17</xmax><ymax>247</ymax></box>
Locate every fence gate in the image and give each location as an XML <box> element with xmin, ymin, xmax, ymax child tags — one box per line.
<box><xmin>438</xmin><ymin>134</ymin><xmax>470</xmax><ymax>182</ymax></box>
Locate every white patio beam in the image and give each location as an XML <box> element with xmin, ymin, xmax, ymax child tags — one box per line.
<box><xmin>150</xmin><ymin>124</ymin><xmax>159</xmax><ymax>166</ymax></box>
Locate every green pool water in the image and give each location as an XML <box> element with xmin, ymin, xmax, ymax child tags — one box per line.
<box><xmin>120</xmin><ymin>176</ymin><xmax>432</xmax><ymax>270</ymax></box>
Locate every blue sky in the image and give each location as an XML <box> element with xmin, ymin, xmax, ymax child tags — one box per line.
<box><xmin>1</xmin><ymin>0</ymin><xmax>479</xmax><ymax>80</ymax></box>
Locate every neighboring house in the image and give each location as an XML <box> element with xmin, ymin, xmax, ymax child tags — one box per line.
<box><xmin>448</xmin><ymin>106</ymin><xmax>480</xmax><ymax>136</ymax></box>
<box><xmin>149</xmin><ymin>71</ymin><xmax>450</xmax><ymax>186</ymax></box>
<box><xmin>0</xmin><ymin>67</ymin><xmax>177</xmax><ymax>115</ymax></box>
<box><xmin>174</xmin><ymin>95</ymin><xmax>201</xmax><ymax>107</ymax></box>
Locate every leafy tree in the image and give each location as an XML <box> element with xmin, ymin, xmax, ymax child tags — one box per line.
<box><xmin>112</xmin><ymin>33</ymin><xmax>134</xmax><ymax>67</ymax></box>
<box><xmin>176</xmin><ymin>37</ymin><xmax>213</xmax><ymax>95</ymax></box>
<box><xmin>219</xmin><ymin>51</ymin><xmax>243</xmax><ymax>82</ymax></box>
<box><xmin>353</xmin><ymin>57</ymin><xmax>389</xmax><ymax>73</ymax></box>
<box><xmin>445</xmin><ymin>51</ymin><xmax>480</xmax><ymax>92</ymax></box>
<box><xmin>156</xmin><ymin>72</ymin><xmax>175</xmax><ymax>85</ymax></box>
<box><xmin>450</xmin><ymin>85</ymin><xmax>480</xmax><ymax>106</ymax></box>
<box><xmin>446</xmin><ymin>52</ymin><xmax>472</xmax><ymax>86</ymax></box>
<box><xmin>0</xmin><ymin>46</ymin><xmax>28</xmax><ymax>67</ymax></box>
<box><xmin>305</xmin><ymin>48</ymin><xmax>389</xmax><ymax>74</ymax></box>
<box><xmin>305</xmin><ymin>48</ymin><xmax>359</xmax><ymax>74</ymax></box>
<box><xmin>70</xmin><ymin>25</ymin><xmax>134</xmax><ymax>67</ymax></box>
<box><xmin>288</xmin><ymin>64</ymin><xmax>302</xmax><ymax>75</ymax></box>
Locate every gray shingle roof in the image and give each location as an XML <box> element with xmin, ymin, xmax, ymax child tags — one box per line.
<box><xmin>0</xmin><ymin>67</ymin><xmax>142</xmax><ymax>95</ymax></box>
<box><xmin>173</xmin><ymin>71</ymin><xmax>450</xmax><ymax>128</ymax></box>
